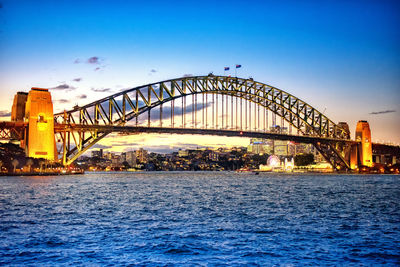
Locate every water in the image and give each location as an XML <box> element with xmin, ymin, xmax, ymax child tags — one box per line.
<box><xmin>0</xmin><ymin>172</ymin><xmax>399</xmax><ymax>266</ymax></box>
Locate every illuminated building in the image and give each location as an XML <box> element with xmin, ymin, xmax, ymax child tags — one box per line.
<box><xmin>91</xmin><ymin>149</ymin><xmax>103</xmax><ymax>158</ymax></box>
<box><xmin>23</xmin><ymin>88</ymin><xmax>56</xmax><ymax>161</ymax></box>
<box><xmin>178</xmin><ymin>149</ymin><xmax>189</xmax><ymax>157</ymax></box>
<box><xmin>136</xmin><ymin>148</ymin><xmax>148</xmax><ymax>163</ymax></box>
<box><xmin>247</xmin><ymin>138</ymin><xmax>273</xmax><ymax>155</ymax></box>
<box><xmin>126</xmin><ymin>151</ymin><xmax>136</xmax><ymax>167</ymax></box>
<box><xmin>274</xmin><ymin>140</ymin><xmax>288</xmax><ymax>156</ymax></box>
<box><xmin>208</xmin><ymin>150</ymin><xmax>219</xmax><ymax>161</ymax></box>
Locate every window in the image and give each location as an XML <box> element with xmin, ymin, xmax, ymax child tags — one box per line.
<box><xmin>38</xmin><ymin>115</ymin><xmax>47</xmax><ymax>123</ymax></box>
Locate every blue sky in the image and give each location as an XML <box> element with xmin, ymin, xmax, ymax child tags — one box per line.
<box><xmin>0</xmin><ymin>0</ymin><xmax>399</xmax><ymax>150</ymax></box>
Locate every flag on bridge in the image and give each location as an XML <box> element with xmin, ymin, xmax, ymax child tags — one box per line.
<box><xmin>236</xmin><ymin>64</ymin><xmax>242</xmax><ymax>68</ymax></box>
<box><xmin>224</xmin><ymin>67</ymin><xmax>230</xmax><ymax>71</ymax></box>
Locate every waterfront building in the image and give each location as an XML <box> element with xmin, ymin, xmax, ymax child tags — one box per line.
<box><xmin>91</xmin><ymin>149</ymin><xmax>103</xmax><ymax>158</ymax></box>
<box><xmin>126</xmin><ymin>151</ymin><xmax>136</xmax><ymax>167</ymax></box>
<box><xmin>178</xmin><ymin>149</ymin><xmax>189</xmax><ymax>157</ymax></box>
<box><xmin>136</xmin><ymin>148</ymin><xmax>148</xmax><ymax>164</ymax></box>
<box><xmin>247</xmin><ymin>138</ymin><xmax>273</xmax><ymax>155</ymax></box>
<box><xmin>274</xmin><ymin>140</ymin><xmax>289</xmax><ymax>156</ymax></box>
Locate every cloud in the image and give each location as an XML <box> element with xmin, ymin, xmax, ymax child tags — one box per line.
<box><xmin>93</xmin><ymin>144</ymin><xmax>112</xmax><ymax>150</ymax></box>
<box><xmin>91</xmin><ymin>88</ymin><xmax>111</xmax><ymax>93</ymax></box>
<box><xmin>77</xmin><ymin>94</ymin><xmax>87</xmax><ymax>99</ymax></box>
<box><xmin>0</xmin><ymin>110</ymin><xmax>11</xmax><ymax>117</ymax></box>
<box><xmin>88</xmin><ymin>56</ymin><xmax>100</xmax><ymax>64</ymax></box>
<box><xmin>155</xmin><ymin>102</ymin><xmax>213</xmax><ymax>120</ymax></box>
<box><xmin>74</xmin><ymin>56</ymin><xmax>102</xmax><ymax>65</ymax></box>
<box><xmin>50</xmin><ymin>84</ymin><xmax>76</xmax><ymax>91</ymax></box>
<box><xmin>94</xmin><ymin>67</ymin><xmax>101</xmax><ymax>71</ymax></box>
<box><xmin>55</xmin><ymin>99</ymin><xmax>70</xmax><ymax>104</ymax></box>
<box><xmin>141</xmin><ymin>143</ymin><xmax>209</xmax><ymax>154</ymax></box>
<box><xmin>72</xmin><ymin>78</ymin><xmax>82</xmax><ymax>82</ymax></box>
<box><xmin>148</xmin><ymin>69</ymin><xmax>157</xmax><ymax>76</ymax></box>
<box><xmin>369</xmin><ymin>110</ymin><xmax>396</xmax><ymax>115</ymax></box>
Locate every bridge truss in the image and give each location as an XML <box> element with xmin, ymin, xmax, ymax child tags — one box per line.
<box><xmin>54</xmin><ymin>75</ymin><xmax>352</xmax><ymax>169</ymax></box>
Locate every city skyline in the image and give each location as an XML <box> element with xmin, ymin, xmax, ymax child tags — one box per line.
<box><xmin>0</xmin><ymin>0</ymin><xmax>399</xmax><ymax>153</ymax></box>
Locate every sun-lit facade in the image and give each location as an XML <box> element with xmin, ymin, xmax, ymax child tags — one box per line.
<box><xmin>355</xmin><ymin>120</ymin><xmax>373</xmax><ymax>167</ymax></box>
<box><xmin>24</xmin><ymin>88</ymin><xmax>56</xmax><ymax>161</ymax></box>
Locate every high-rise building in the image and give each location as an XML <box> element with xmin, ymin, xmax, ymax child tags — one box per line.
<box><xmin>274</xmin><ymin>140</ymin><xmax>288</xmax><ymax>156</ymax></box>
<box><xmin>247</xmin><ymin>138</ymin><xmax>273</xmax><ymax>155</ymax></box>
<box><xmin>126</xmin><ymin>151</ymin><xmax>136</xmax><ymax>167</ymax></box>
<box><xmin>136</xmin><ymin>148</ymin><xmax>148</xmax><ymax>164</ymax></box>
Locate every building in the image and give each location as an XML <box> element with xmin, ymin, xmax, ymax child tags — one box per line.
<box><xmin>91</xmin><ymin>149</ymin><xmax>103</xmax><ymax>158</ymax></box>
<box><xmin>136</xmin><ymin>148</ymin><xmax>148</xmax><ymax>164</ymax></box>
<box><xmin>126</xmin><ymin>151</ymin><xmax>136</xmax><ymax>167</ymax></box>
<box><xmin>178</xmin><ymin>149</ymin><xmax>189</xmax><ymax>157</ymax></box>
<box><xmin>274</xmin><ymin>140</ymin><xmax>289</xmax><ymax>156</ymax></box>
<box><xmin>247</xmin><ymin>138</ymin><xmax>273</xmax><ymax>155</ymax></box>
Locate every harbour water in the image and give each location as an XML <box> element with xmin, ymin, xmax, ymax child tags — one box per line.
<box><xmin>0</xmin><ymin>172</ymin><xmax>399</xmax><ymax>265</ymax></box>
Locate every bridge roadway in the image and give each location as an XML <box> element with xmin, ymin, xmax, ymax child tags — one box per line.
<box><xmin>54</xmin><ymin>123</ymin><xmax>357</xmax><ymax>145</ymax></box>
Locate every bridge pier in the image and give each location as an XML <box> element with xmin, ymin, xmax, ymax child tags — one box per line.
<box><xmin>348</xmin><ymin>120</ymin><xmax>373</xmax><ymax>169</ymax></box>
<box><xmin>11</xmin><ymin>88</ymin><xmax>56</xmax><ymax>161</ymax></box>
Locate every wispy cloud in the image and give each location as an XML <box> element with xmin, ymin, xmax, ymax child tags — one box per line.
<box><xmin>72</xmin><ymin>78</ymin><xmax>82</xmax><ymax>82</ymax></box>
<box><xmin>0</xmin><ymin>110</ymin><xmax>11</xmax><ymax>117</ymax></box>
<box><xmin>91</xmin><ymin>87</ymin><xmax>111</xmax><ymax>93</ymax></box>
<box><xmin>369</xmin><ymin>110</ymin><xmax>396</xmax><ymax>115</ymax></box>
<box><xmin>93</xmin><ymin>144</ymin><xmax>112</xmax><ymax>150</ymax></box>
<box><xmin>50</xmin><ymin>83</ymin><xmax>76</xmax><ymax>91</ymax></box>
<box><xmin>77</xmin><ymin>94</ymin><xmax>87</xmax><ymax>99</ymax></box>
<box><xmin>87</xmin><ymin>56</ymin><xmax>100</xmax><ymax>64</ymax></box>
<box><xmin>55</xmin><ymin>99</ymin><xmax>70</xmax><ymax>104</ymax></box>
<box><xmin>74</xmin><ymin>56</ymin><xmax>102</xmax><ymax>66</ymax></box>
<box><xmin>148</xmin><ymin>69</ymin><xmax>158</xmax><ymax>76</ymax></box>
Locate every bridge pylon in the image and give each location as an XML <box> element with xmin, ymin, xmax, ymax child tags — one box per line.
<box><xmin>353</xmin><ymin>120</ymin><xmax>373</xmax><ymax>168</ymax></box>
<box><xmin>11</xmin><ymin>88</ymin><xmax>57</xmax><ymax>161</ymax></box>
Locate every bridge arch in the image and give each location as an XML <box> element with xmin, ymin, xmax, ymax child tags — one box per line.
<box><xmin>54</xmin><ymin>75</ymin><xmax>350</xmax><ymax>166</ymax></box>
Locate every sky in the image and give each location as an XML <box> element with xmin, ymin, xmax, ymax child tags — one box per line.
<box><xmin>0</xmin><ymin>0</ymin><xmax>399</xmax><ymax>153</ymax></box>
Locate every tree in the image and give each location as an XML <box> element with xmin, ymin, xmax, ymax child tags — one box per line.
<box><xmin>26</xmin><ymin>159</ymin><xmax>34</xmax><ymax>172</ymax></box>
<box><xmin>294</xmin><ymin>153</ymin><xmax>314</xmax><ymax>166</ymax></box>
<box><xmin>39</xmin><ymin>160</ymin><xmax>45</xmax><ymax>172</ymax></box>
<box><xmin>12</xmin><ymin>159</ymin><xmax>19</xmax><ymax>173</ymax></box>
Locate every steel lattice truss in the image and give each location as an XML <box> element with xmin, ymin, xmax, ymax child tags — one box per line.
<box><xmin>54</xmin><ymin>75</ymin><xmax>351</xmax><ymax>167</ymax></box>
<box><xmin>0</xmin><ymin>121</ymin><xmax>25</xmax><ymax>140</ymax></box>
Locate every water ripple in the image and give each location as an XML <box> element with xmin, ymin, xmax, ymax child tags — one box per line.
<box><xmin>0</xmin><ymin>172</ymin><xmax>399</xmax><ymax>265</ymax></box>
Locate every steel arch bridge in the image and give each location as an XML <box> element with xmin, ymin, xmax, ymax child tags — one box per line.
<box><xmin>54</xmin><ymin>75</ymin><xmax>352</xmax><ymax>169</ymax></box>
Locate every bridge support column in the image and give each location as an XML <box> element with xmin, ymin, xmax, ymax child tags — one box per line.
<box><xmin>350</xmin><ymin>143</ymin><xmax>358</xmax><ymax>169</ymax></box>
<box><xmin>350</xmin><ymin>120</ymin><xmax>372</xmax><ymax>168</ymax></box>
<box><xmin>24</xmin><ymin>88</ymin><xmax>56</xmax><ymax>161</ymax></box>
<box><xmin>11</xmin><ymin>92</ymin><xmax>28</xmax><ymax>143</ymax></box>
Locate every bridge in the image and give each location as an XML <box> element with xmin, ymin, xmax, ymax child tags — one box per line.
<box><xmin>1</xmin><ymin>75</ymin><xmax>394</xmax><ymax>171</ymax></box>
